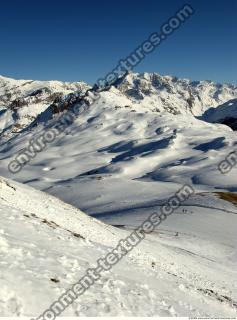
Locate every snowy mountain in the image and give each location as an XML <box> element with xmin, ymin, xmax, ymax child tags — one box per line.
<box><xmin>202</xmin><ymin>98</ymin><xmax>237</xmax><ymax>130</ymax></box>
<box><xmin>0</xmin><ymin>75</ymin><xmax>90</xmax><ymax>136</ymax></box>
<box><xmin>114</xmin><ymin>72</ymin><xmax>237</xmax><ymax>116</ymax></box>
<box><xmin>0</xmin><ymin>73</ymin><xmax>237</xmax><ymax>316</ymax></box>
<box><xmin>0</xmin><ymin>73</ymin><xmax>236</xmax><ymax>139</ymax></box>
<box><xmin>0</xmin><ymin>75</ymin><xmax>89</xmax><ymax>108</ymax></box>
<box><xmin>1</xmin><ymin>176</ymin><xmax>237</xmax><ymax>316</ymax></box>
<box><xmin>0</xmin><ymin>72</ymin><xmax>236</xmax><ymax>194</ymax></box>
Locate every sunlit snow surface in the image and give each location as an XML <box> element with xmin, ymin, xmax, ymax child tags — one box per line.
<box><xmin>0</xmin><ymin>177</ymin><xmax>237</xmax><ymax>316</ymax></box>
<box><xmin>0</xmin><ymin>74</ymin><xmax>237</xmax><ymax>316</ymax></box>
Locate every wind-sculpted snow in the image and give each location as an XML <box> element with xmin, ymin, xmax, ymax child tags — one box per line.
<box><xmin>0</xmin><ymin>77</ymin><xmax>237</xmax><ymax>210</ymax></box>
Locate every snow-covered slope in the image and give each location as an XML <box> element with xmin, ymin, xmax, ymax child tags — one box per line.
<box><xmin>202</xmin><ymin>98</ymin><xmax>237</xmax><ymax>130</ymax></box>
<box><xmin>0</xmin><ymin>73</ymin><xmax>236</xmax><ymax>211</ymax></box>
<box><xmin>1</xmin><ymin>176</ymin><xmax>237</xmax><ymax>316</ymax></box>
<box><xmin>0</xmin><ymin>73</ymin><xmax>236</xmax><ymax>138</ymax></box>
<box><xmin>115</xmin><ymin>72</ymin><xmax>237</xmax><ymax>116</ymax></box>
<box><xmin>1</xmin><ymin>84</ymin><xmax>237</xmax><ymax>199</ymax></box>
<box><xmin>0</xmin><ymin>75</ymin><xmax>89</xmax><ymax>108</ymax></box>
<box><xmin>0</xmin><ymin>75</ymin><xmax>90</xmax><ymax>136</ymax></box>
<box><xmin>1</xmin><ymin>73</ymin><xmax>237</xmax><ymax>316</ymax></box>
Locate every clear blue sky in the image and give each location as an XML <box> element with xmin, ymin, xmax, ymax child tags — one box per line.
<box><xmin>0</xmin><ymin>0</ymin><xmax>236</xmax><ymax>84</ymax></box>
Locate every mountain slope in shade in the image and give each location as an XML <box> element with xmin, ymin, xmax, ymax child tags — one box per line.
<box><xmin>202</xmin><ymin>98</ymin><xmax>237</xmax><ymax>130</ymax></box>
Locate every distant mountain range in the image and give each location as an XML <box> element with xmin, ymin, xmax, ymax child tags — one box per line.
<box><xmin>0</xmin><ymin>73</ymin><xmax>236</xmax><ymax>139</ymax></box>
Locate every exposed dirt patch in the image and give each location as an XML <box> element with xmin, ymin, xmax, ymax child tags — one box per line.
<box><xmin>0</xmin><ymin>178</ymin><xmax>16</xmax><ymax>191</ymax></box>
<box><xmin>50</xmin><ymin>278</ymin><xmax>60</xmax><ymax>283</ymax></box>
<box><xmin>216</xmin><ymin>192</ymin><xmax>237</xmax><ymax>207</ymax></box>
<box><xmin>197</xmin><ymin>288</ymin><xmax>237</xmax><ymax>309</ymax></box>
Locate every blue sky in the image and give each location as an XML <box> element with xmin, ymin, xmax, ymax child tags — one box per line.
<box><xmin>0</xmin><ymin>0</ymin><xmax>236</xmax><ymax>84</ymax></box>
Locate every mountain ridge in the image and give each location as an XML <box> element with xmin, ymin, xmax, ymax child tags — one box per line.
<box><xmin>0</xmin><ymin>72</ymin><xmax>236</xmax><ymax>138</ymax></box>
